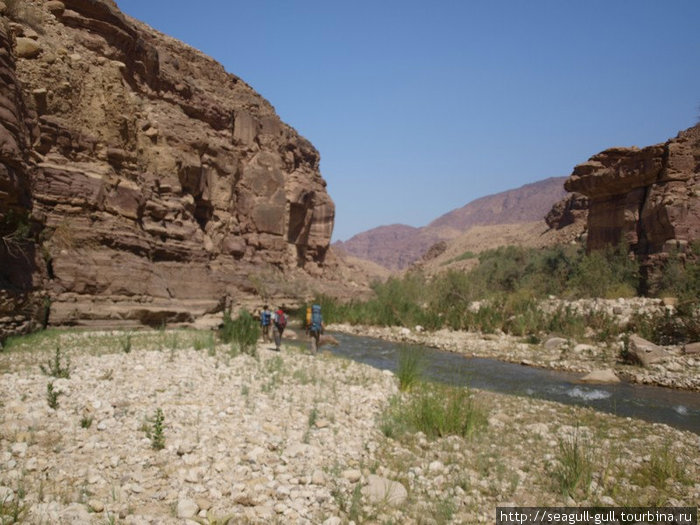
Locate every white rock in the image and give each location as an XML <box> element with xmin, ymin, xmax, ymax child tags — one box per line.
<box><xmin>88</xmin><ymin>499</ymin><xmax>104</xmax><ymax>512</ymax></box>
<box><xmin>10</xmin><ymin>443</ymin><xmax>27</xmax><ymax>457</ymax></box>
<box><xmin>544</xmin><ymin>337</ymin><xmax>568</xmax><ymax>350</ymax></box>
<box><xmin>428</xmin><ymin>461</ymin><xmax>444</xmax><ymax>473</ymax></box>
<box><xmin>580</xmin><ymin>369</ymin><xmax>620</xmax><ymax>384</ymax></box>
<box><xmin>311</xmin><ymin>470</ymin><xmax>326</xmax><ymax>485</ymax></box>
<box><xmin>177</xmin><ymin>498</ymin><xmax>199</xmax><ymax>519</ymax></box>
<box><xmin>361</xmin><ymin>474</ymin><xmax>407</xmax><ymax>506</ymax></box>
<box><xmin>342</xmin><ymin>469</ymin><xmax>361</xmax><ymax>483</ymax></box>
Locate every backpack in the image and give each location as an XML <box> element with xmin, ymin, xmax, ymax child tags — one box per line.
<box><xmin>276</xmin><ymin>310</ymin><xmax>287</xmax><ymax>328</ymax></box>
<box><xmin>261</xmin><ymin>310</ymin><xmax>271</xmax><ymax>325</ymax></box>
<box><xmin>311</xmin><ymin>304</ymin><xmax>322</xmax><ymax>332</ymax></box>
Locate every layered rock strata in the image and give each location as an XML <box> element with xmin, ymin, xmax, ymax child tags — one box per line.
<box><xmin>0</xmin><ymin>0</ymin><xmax>336</xmax><ymax>334</ymax></box>
<box><xmin>560</xmin><ymin>124</ymin><xmax>699</xmax><ymax>255</ymax></box>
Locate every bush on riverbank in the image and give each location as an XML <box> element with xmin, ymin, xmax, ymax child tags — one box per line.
<box><xmin>380</xmin><ymin>382</ymin><xmax>487</xmax><ymax>440</ymax></box>
<box><xmin>218</xmin><ymin>309</ymin><xmax>259</xmax><ymax>356</ymax></box>
<box><xmin>308</xmin><ymin>243</ymin><xmax>699</xmax><ymax>343</ymax></box>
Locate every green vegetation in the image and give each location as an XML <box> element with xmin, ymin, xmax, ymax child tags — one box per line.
<box><xmin>396</xmin><ymin>345</ymin><xmax>424</xmax><ymax>391</ymax></box>
<box><xmin>633</xmin><ymin>441</ymin><xmax>692</xmax><ymax>489</ymax></box>
<box><xmin>442</xmin><ymin>249</ymin><xmax>477</xmax><ymax>266</ymax></box>
<box><xmin>307</xmin><ymin>243</ymin><xmax>699</xmax><ymax>343</ymax></box>
<box><xmin>219</xmin><ymin>309</ymin><xmax>259</xmax><ymax>356</ymax></box>
<box><xmin>0</xmin><ymin>209</ymin><xmax>33</xmax><ymax>260</ymax></box>
<box><xmin>80</xmin><ymin>414</ymin><xmax>94</xmax><ymax>429</ymax></box>
<box><xmin>40</xmin><ymin>346</ymin><xmax>70</xmax><ymax>378</ymax></box>
<box><xmin>380</xmin><ymin>382</ymin><xmax>487</xmax><ymax>440</ymax></box>
<box><xmin>46</xmin><ymin>381</ymin><xmax>60</xmax><ymax>410</ymax></box>
<box><xmin>144</xmin><ymin>408</ymin><xmax>165</xmax><ymax>450</ymax></box>
<box><xmin>120</xmin><ymin>333</ymin><xmax>132</xmax><ymax>354</ymax></box>
<box><xmin>550</xmin><ymin>427</ymin><xmax>594</xmax><ymax>497</ymax></box>
<box><xmin>0</xmin><ymin>485</ymin><xmax>26</xmax><ymax>524</ymax></box>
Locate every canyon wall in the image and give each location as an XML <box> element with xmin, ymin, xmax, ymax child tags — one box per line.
<box><xmin>564</xmin><ymin>124</ymin><xmax>699</xmax><ymax>255</ymax></box>
<box><xmin>549</xmin><ymin>124</ymin><xmax>699</xmax><ymax>291</ymax></box>
<box><xmin>0</xmin><ymin>0</ymin><xmax>336</xmax><ymax>335</ymax></box>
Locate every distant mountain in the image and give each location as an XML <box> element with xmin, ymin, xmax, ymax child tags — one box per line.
<box><xmin>333</xmin><ymin>177</ymin><xmax>568</xmax><ymax>270</ymax></box>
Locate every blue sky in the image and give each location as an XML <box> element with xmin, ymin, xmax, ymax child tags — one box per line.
<box><xmin>116</xmin><ymin>0</ymin><xmax>700</xmax><ymax>241</ymax></box>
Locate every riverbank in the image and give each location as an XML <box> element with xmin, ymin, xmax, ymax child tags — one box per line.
<box><xmin>0</xmin><ymin>329</ymin><xmax>698</xmax><ymax>524</ymax></box>
<box><xmin>327</xmin><ymin>322</ymin><xmax>700</xmax><ymax>391</ymax></box>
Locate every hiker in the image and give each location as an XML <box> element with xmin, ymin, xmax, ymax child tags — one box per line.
<box><xmin>305</xmin><ymin>305</ymin><xmax>312</xmax><ymax>336</ymax></box>
<box><xmin>309</xmin><ymin>304</ymin><xmax>323</xmax><ymax>354</ymax></box>
<box><xmin>260</xmin><ymin>305</ymin><xmax>272</xmax><ymax>343</ymax></box>
<box><xmin>273</xmin><ymin>306</ymin><xmax>287</xmax><ymax>351</ymax></box>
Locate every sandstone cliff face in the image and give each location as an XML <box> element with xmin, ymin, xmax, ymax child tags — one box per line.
<box><xmin>560</xmin><ymin>125</ymin><xmax>699</xmax><ymax>256</ymax></box>
<box><xmin>0</xmin><ymin>0</ymin><xmax>335</xmax><ymax>334</ymax></box>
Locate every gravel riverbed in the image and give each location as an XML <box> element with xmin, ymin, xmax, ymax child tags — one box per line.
<box><xmin>0</xmin><ymin>329</ymin><xmax>698</xmax><ymax>524</ymax></box>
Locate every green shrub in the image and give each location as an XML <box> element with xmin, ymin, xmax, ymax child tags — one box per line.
<box><xmin>396</xmin><ymin>345</ymin><xmax>424</xmax><ymax>391</ymax></box>
<box><xmin>655</xmin><ymin>241</ymin><xmax>700</xmax><ymax>302</ymax></box>
<box><xmin>219</xmin><ymin>309</ymin><xmax>259</xmax><ymax>356</ymax></box>
<box><xmin>550</xmin><ymin>427</ymin><xmax>594</xmax><ymax>497</ymax></box>
<box><xmin>40</xmin><ymin>345</ymin><xmax>70</xmax><ymax>378</ymax></box>
<box><xmin>145</xmin><ymin>408</ymin><xmax>165</xmax><ymax>450</ymax></box>
<box><xmin>121</xmin><ymin>333</ymin><xmax>132</xmax><ymax>354</ymax></box>
<box><xmin>46</xmin><ymin>381</ymin><xmax>60</xmax><ymax>410</ymax></box>
<box><xmin>567</xmin><ymin>244</ymin><xmax>639</xmax><ymax>298</ymax></box>
<box><xmin>312</xmin><ymin>243</ymin><xmax>699</xmax><ymax>343</ymax></box>
<box><xmin>381</xmin><ymin>382</ymin><xmax>487</xmax><ymax>440</ymax></box>
<box><xmin>634</xmin><ymin>441</ymin><xmax>691</xmax><ymax>488</ymax></box>
<box><xmin>0</xmin><ymin>482</ymin><xmax>27</xmax><ymax>524</ymax></box>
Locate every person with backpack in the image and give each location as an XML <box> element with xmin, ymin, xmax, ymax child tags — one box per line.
<box><xmin>273</xmin><ymin>306</ymin><xmax>287</xmax><ymax>351</ymax></box>
<box><xmin>260</xmin><ymin>305</ymin><xmax>272</xmax><ymax>343</ymax></box>
<box><xmin>309</xmin><ymin>304</ymin><xmax>323</xmax><ymax>354</ymax></box>
<box><xmin>305</xmin><ymin>305</ymin><xmax>312</xmax><ymax>336</ymax></box>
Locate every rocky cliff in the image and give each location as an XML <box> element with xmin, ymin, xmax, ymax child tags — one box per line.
<box><xmin>550</xmin><ymin>124</ymin><xmax>699</xmax><ymax>276</ymax></box>
<box><xmin>0</xmin><ymin>0</ymin><xmax>337</xmax><ymax>335</ymax></box>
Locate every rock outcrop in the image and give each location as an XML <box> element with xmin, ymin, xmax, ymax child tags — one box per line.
<box><xmin>554</xmin><ymin>124</ymin><xmax>699</xmax><ymax>259</ymax></box>
<box><xmin>0</xmin><ymin>0</ymin><xmax>337</xmax><ymax>335</ymax></box>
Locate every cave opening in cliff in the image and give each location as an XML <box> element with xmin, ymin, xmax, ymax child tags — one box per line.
<box><xmin>194</xmin><ymin>200</ymin><xmax>213</xmax><ymax>231</ymax></box>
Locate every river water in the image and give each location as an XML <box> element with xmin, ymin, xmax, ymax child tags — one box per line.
<box><xmin>321</xmin><ymin>332</ymin><xmax>700</xmax><ymax>434</ymax></box>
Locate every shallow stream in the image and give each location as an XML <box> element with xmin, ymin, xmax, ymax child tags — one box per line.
<box><xmin>323</xmin><ymin>332</ymin><xmax>700</xmax><ymax>434</ymax></box>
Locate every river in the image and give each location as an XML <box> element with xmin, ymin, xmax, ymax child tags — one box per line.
<box><xmin>320</xmin><ymin>332</ymin><xmax>700</xmax><ymax>434</ymax></box>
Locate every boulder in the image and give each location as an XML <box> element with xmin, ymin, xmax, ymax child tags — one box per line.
<box><xmin>683</xmin><ymin>342</ymin><xmax>700</xmax><ymax>355</ymax></box>
<box><xmin>543</xmin><ymin>337</ymin><xmax>568</xmax><ymax>350</ymax></box>
<box><xmin>15</xmin><ymin>37</ymin><xmax>42</xmax><ymax>59</ymax></box>
<box><xmin>627</xmin><ymin>334</ymin><xmax>667</xmax><ymax>367</ymax></box>
<box><xmin>580</xmin><ymin>369</ymin><xmax>620</xmax><ymax>384</ymax></box>
<box><xmin>361</xmin><ymin>475</ymin><xmax>408</xmax><ymax>506</ymax></box>
<box><xmin>176</xmin><ymin>498</ymin><xmax>198</xmax><ymax>519</ymax></box>
<box><xmin>46</xmin><ymin>1</ymin><xmax>66</xmax><ymax>16</ymax></box>
<box><xmin>319</xmin><ymin>334</ymin><xmax>339</xmax><ymax>346</ymax></box>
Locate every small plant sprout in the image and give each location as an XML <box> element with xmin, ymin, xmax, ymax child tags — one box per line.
<box><xmin>46</xmin><ymin>381</ymin><xmax>60</xmax><ymax>410</ymax></box>
<box><xmin>121</xmin><ymin>333</ymin><xmax>132</xmax><ymax>353</ymax></box>
<box><xmin>80</xmin><ymin>414</ymin><xmax>94</xmax><ymax>429</ymax></box>
<box><xmin>145</xmin><ymin>408</ymin><xmax>165</xmax><ymax>450</ymax></box>
<box><xmin>40</xmin><ymin>345</ymin><xmax>70</xmax><ymax>378</ymax></box>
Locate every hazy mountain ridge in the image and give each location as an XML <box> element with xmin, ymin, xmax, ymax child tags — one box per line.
<box><xmin>334</xmin><ymin>177</ymin><xmax>568</xmax><ymax>270</ymax></box>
